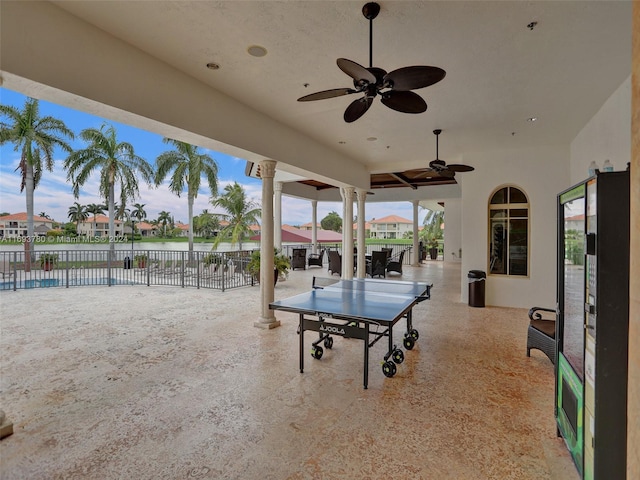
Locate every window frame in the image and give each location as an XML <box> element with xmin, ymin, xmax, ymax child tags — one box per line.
<box><xmin>488</xmin><ymin>185</ymin><xmax>530</xmax><ymax>277</ymax></box>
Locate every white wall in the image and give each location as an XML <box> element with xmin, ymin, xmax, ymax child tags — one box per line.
<box><xmin>461</xmin><ymin>146</ymin><xmax>569</xmax><ymax>308</ymax></box>
<box><xmin>443</xmin><ymin>198</ymin><xmax>462</xmax><ymax>263</ymax></box>
<box><xmin>571</xmin><ymin>76</ymin><xmax>632</xmax><ymax>183</ymax></box>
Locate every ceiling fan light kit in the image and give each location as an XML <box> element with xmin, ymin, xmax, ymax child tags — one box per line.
<box><xmin>297</xmin><ymin>2</ymin><xmax>446</xmax><ymax>123</ymax></box>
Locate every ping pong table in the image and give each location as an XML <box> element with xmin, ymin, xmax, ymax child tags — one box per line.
<box><xmin>269</xmin><ymin>277</ymin><xmax>432</xmax><ymax>389</ymax></box>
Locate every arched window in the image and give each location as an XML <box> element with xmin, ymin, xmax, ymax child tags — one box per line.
<box><xmin>488</xmin><ymin>185</ymin><xmax>529</xmax><ymax>276</ymax></box>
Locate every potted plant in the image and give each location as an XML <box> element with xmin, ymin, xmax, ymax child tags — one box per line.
<box><xmin>428</xmin><ymin>238</ymin><xmax>439</xmax><ymax>260</ymax></box>
<box><xmin>40</xmin><ymin>253</ymin><xmax>59</xmax><ymax>271</ymax></box>
<box><xmin>247</xmin><ymin>249</ymin><xmax>290</xmax><ymax>286</ymax></box>
<box><xmin>134</xmin><ymin>253</ymin><xmax>148</xmax><ymax>268</ymax></box>
<box><xmin>202</xmin><ymin>253</ymin><xmax>224</xmax><ymax>267</ymax></box>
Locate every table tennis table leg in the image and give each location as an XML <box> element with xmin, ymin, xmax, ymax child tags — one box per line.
<box><xmin>299</xmin><ymin>313</ymin><xmax>304</xmax><ymax>373</ymax></box>
<box><xmin>363</xmin><ymin>323</ymin><xmax>369</xmax><ymax>389</ymax></box>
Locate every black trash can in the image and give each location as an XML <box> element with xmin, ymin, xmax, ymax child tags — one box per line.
<box><xmin>468</xmin><ymin>270</ymin><xmax>486</xmax><ymax>307</ymax></box>
<box><xmin>124</xmin><ymin>256</ymin><xmax>132</xmax><ymax>270</ymax></box>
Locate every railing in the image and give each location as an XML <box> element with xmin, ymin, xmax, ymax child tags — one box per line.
<box><xmin>0</xmin><ymin>249</ymin><xmax>258</xmax><ymax>292</ymax></box>
<box><xmin>280</xmin><ymin>243</ymin><xmax>414</xmax><ymax>265</ymax></box>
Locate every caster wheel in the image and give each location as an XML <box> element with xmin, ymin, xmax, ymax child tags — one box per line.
<box><xmin>392</xmin><ymin>348</ymin><xmax>404</xmax><ymax>364</ymax></box>
<box><xmin>382</xmin><ymin>361</ymin><xmax>397</xmax><ymax>378</ymax></box>
<box><xmin>311</xmin><ymin>345</ymin><xmax>324</xmax><ymax>360</ymax></box>
<box><xmin>324</xmin><ymin>336</ymin><xmax>334</xmax><ymax>349</ymax></box>
<box><xmin>403</xmin><ymin>336</ymin><xmax>415</xmax><ymax>350</ymax></box>
<box><xmin>409</xmin><ymin>329</ymin><xmax>419</xmax><ymax>340</ymax></box>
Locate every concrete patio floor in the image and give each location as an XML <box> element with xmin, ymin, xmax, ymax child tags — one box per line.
<box><xmin>0</xmin><ymin>261</ymin><xmax>578</xmax><ymax>479</ymax></box>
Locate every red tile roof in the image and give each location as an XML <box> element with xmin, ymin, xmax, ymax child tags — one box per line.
<box><xmin>369</xmin><ymin>214</ymin><xmax>412</xmax><ymax>224</ymax></box>
<box><xmin>81</xmin><ymin>214</ymin><xmax>122</xmax><ymax>224</ymax></box>
<box><xmin>0</xmin><ymin>212</ymin><xmax>54</xmax><ymax>223</ymax></box>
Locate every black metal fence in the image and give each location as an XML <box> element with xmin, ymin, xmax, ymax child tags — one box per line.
<box><xmin>0</xmin><ymin>243</ymin><xmax>414</xmax><ymax>292</ymax></box>
<box><xmin>0</xmin><ymin>249</ymin><xmax>258</xmax><ymax>292</ymax></box>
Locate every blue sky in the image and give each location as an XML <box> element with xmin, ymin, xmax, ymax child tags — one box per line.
<box><xmin>0</xmin><ymin>88</ymin><xmax>418</xmax><ymax>226</ymax></box>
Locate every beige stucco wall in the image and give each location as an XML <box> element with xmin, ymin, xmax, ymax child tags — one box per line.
<box><xmin>628</xmin><ymin>2</ymin><xmax>639</xmax><ymax>478</ymax></box>
<box><xmin>460</xmin><ymin>145</ymin><xmax>568</xmax><ymax>307</ymax></box>
<box><xmin>570</xmin><ymin>76</ymin><xmax>631</xmax><ymax>183</ymax></box>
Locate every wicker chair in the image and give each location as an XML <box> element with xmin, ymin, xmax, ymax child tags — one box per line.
<box><xmin>367</xmin><ymin>250</ymin><xmax>388</xmax><ymax>278</ymax></box>
<box><xmin>526</xmin><ymin>307</ymin><xmax>556</xmax><ymax>364</ymax></box>
<box><xmin>307</xmin><ymin>249</ymin><xmax>325</xmax><ymax>268</ymax></box>
<box><xmin>327</xmin><ymin>250</ymin><xmax>342</xmax><ymax>276</ymax></box>
<box><xmin>291</xmin><ymin>248</ymin><xmax>307</xmax><ymax>270</ymax></box>
<box><xmin>386</xmin><ymin>250</ymin><xmax>406</xmax><ymax>276</ymax></box>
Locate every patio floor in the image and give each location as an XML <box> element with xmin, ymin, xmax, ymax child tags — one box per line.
<box><xmin>0</xmin><ymin>261</ymin><xmax>578</xmax><ymax>479</ymax></box>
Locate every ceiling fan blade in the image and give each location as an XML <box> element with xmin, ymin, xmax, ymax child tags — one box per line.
<box><xmin>447</xmin><ymin>164</ymin><xmax>475</xmax><ymax>173</ymax></box>
<box><xmin>439</xmin><ymin>169</ymin><xmax>456</xmax><ymax>178</ymax></box>
<box><xmin>344</xmin><ymin>96</ymin><xmax>374</xmax><ymax>123</ymax></box>
<box><xmin>381</xmin><ymin>90</ymin><xmax>427</xmax><ymax>113</ymax></box>
<box><xmin>384</xmin><ymin>66</ymin><xmax>446</xmax><ymax>91</ymax></box>
<box><xmin>297</xmin><ymin>88</ymin><xmax>357</xmax><ymax>102</ymax></box>
<box><xmin>337</xmin><ymin>58</ymin><xmax>376</xmax><ymax>84</ymax></box>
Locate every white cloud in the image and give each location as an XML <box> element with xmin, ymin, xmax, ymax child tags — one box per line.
<box><xmin>0</xmin><ymin>157</ymin><xmax>422</xmax><ymax>226</ymax></box>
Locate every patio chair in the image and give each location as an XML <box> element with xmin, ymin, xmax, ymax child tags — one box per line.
<box><xmin>367</xmin><ymin>250</ymin><xmax>388</xmax><ymax>278</ymax></box>
<box><xmin>1</xmin><ymin>260</ymin><xmax>15</xmax><ymax>280</ymax></box>
<box><xmin>526</xmin><ymin>307</ymin><xmax>556</xmax><ymax>364</ymax></box>
<box><xmin>327</xmin><ymin>250</ymin><xmax>342</xmax><ymax>276</ymax></box>
<box><xmin>291</xmin><ymin>248</ymin><xmax>307</xmax><ymax>270</ymax></box>
<box><xmin>307</xmin><ymin>249</ymin><xmax>325</xmax><ymax>268</ymax></box>
<box><xmin>386</xmin><ymin>249</ymin><xmax>406</xmax><ymax>276</ymax></box>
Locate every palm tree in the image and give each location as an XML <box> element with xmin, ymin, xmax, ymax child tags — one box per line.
<box><xmin>155</xmin><ymin>139</ymin><xmax>218</xmax><ymax>256</ymax></box>
<box><xmin>157</xmin><ymin>210</ymin><xmax>172</xmax><ymax>237</ymax></box>
<box><xmin>64</xmin><ymin>123</ymin><xmax>153</xmax><ymax>255</ymax></box>
<box><xmin>86</xmin><ymin>203</ymin><xmax>106</xmax><ymax>237</ymax></box>
<box><xmin>39</xmin><ymin>212</ymin><xmax>51</xmax><ymax>220</ymax></box>
<box><xmin>67</xmin><ymin>202</ymin><xmax>88</xmax><ymax>235</ymax></box>
<box><xmin>421</xmin><ymin>209</ymin><xmax>444</xmax><ymax>241</ymax></box>
<box><xmin>194</xmin><ymin>209</ymin><xmax>219</xmax><ymax>238</ymax></box>
<box><xmin>210</xmin><ymin>182</ymin><xmax>261</xmax><ymax>250</ymax></box>
<box><xmin>0</xmin><ymin>98</ymin><xmax>74</xmax><ymax>257</ymax></box>
<box><xmin>130</xmin><ymin>203</ymin><xmax>146</xmax><ymax>239</ymax></box>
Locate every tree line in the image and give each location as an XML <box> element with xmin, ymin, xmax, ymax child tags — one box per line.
<box><xmin>0</xmin><ymin>98</ymin><xmax>260</xmax><ymax>255</ymax></box>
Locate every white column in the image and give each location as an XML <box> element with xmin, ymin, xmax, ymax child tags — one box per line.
<box><xmin>340</xmin><ymin>187</ymin><xmax>355</xmax><ymax>279</ymax></box>
<box><xmin>255</xmin><ymin>160</ymin><xmax>280</xmax><ymax>329</ymax></box>
<box><xmin>412</xmin><ymin>200</ymin><xmax>420</xmax><ymax>266</ymax></box>
<box><xmin>274</xmin><ymin>181</ymin><xmax>283</xmax><ymax>251</ymax></box>
<box><xmin>311</xmin><ymin>200</ymin><xmax>318</xmax><ymax>253</ymax></box>
<box><xmin>356</xmin><ymin>189</ymin><xmax>367</xmax><ymax>278</ymax></box>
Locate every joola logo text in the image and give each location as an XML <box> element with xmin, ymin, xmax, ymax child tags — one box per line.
<box><xmin>319</xmin><ymin>325</ymin><xmax>346</xmax><ymax>335</ymax></box>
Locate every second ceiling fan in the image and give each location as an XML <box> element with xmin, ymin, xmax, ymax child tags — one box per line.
<box><xmin>415</xmin><ymin>129</ymin><xmax>475</xmax><ymax>178</ymax></box>
<box><xmin>297</xmin><ymin>2</ymin><xmax>445</xmax><ymax>123</ymax></box>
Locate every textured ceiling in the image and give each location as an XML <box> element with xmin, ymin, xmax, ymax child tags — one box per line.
<box><xmin>49</xmin><ymin>1</ymin><xmax>632</xmax><ymax>178</ymax></box>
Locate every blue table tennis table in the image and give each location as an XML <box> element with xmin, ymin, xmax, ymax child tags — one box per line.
<box><xmin>269</xmin><ymin>277</ymin><xmax>432</xmax><ymax>389</ymax></box>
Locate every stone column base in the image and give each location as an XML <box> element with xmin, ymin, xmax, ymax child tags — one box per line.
<box><xmin>254</xmin><ymin>319</ymin><xmax>281</xmax><ymax>330</ymax></box>
<box><xmin>0</xmin><ymin>410</ymin><xmax>13</xmax><ymax>440</ymax></box>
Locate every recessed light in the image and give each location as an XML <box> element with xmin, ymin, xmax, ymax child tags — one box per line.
<box><xmin>206</xmin><ymin>62</ymin><xmax>220</xmax><ymax>70</ymax></box>
<box><xmin>367</xmin><ymin>137</ymin><xmax>377</xmax><ymax>141</ymax></box>
<box><xmin>247</xmin><ymin>45</ymin><xmax>267</xmax><ymax>57</ymax></box>
<box><xmin>527</xmin><ymin>117</ymin><xmax>537</xmax><ymax>122</ymax></box>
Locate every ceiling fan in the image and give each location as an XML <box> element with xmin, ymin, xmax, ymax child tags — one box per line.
<box><xmin>415</xmin><ymin>129</ymin><xmax>475</xmax><ymax>178</ymax></box>
<box><xmin>297</xmin><ymin>2</ymin><xmax>445</xmax><ymax>123</ymax></box>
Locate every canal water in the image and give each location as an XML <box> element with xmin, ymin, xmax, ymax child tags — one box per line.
<box><xmin>0</xmin><ymin>241</ymin><xmax>262</xmax><ymax>253</ymax></box>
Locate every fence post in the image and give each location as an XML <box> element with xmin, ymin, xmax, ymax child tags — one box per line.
<box><xmin>181</xmin><ymin>251</ymin><xmax>185</xmax><ymax>288</ymax></box>
<box><xmin>65</xmin><ymin>250</ymin><xmax>69</xmax><ymax>288</ymax></box>
<box><xmin>12</xmin><ymin>251</ymin><xmax>17</xmax><ymax>292</ymax></box>
<box><xmin>107</xmin><ymin>251</ymin><xmax>112</xmax><ymax>287</ymax></box>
